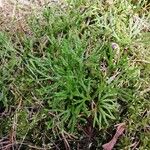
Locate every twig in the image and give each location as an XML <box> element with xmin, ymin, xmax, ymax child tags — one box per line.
<box><xmin>1</xmin><ymin>141</ymin><xmax>51</xmax><ymax>150</ymax></box>
<box><xmin>61</xmin><ymin>131</ymin><xmax>71</xmax><ymax>150</ymax></box>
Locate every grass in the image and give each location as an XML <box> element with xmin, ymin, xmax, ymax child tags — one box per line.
<box><xmin>0</xmin><ymin>0</ymin><xmax>150</xmax><ymax>149</ymax></box>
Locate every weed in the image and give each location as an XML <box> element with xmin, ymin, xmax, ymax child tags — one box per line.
<box><xmin>0</xmin><ymin>0</ymin><xmax>150</xmax><ymax>149</ymax></box>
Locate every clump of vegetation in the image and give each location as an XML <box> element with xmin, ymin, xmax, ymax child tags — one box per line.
<box><xmin>0</xmin><ymin>0</ymin><xmax>150</xmax><ymax>149</ymax></box>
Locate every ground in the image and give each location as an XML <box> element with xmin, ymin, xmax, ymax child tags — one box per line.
<box><xmin>0</xmin><ymin>0</ymin><xmax>150</xmax><ymax>150</ymax></box>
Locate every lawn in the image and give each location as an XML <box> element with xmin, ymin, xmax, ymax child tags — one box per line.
<box><xmin>0</xmin><ymin>0</ymin><xmax>150</xmax><ymax>149</ymax></box>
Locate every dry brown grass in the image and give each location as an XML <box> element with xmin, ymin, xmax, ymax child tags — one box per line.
<box><xmin>0</xmin><ymin>0</ymin><xmax>62</xmax><ymax>32</ymax></box>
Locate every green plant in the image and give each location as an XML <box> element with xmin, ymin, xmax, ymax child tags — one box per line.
<box><xmin>0</xmin><ymin>0</ymin><xmax>150</xmax><ymax>149</ymax></box>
